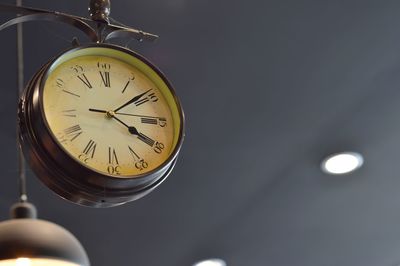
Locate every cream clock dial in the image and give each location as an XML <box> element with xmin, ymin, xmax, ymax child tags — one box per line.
<box><xmin>19</xmin><ymin>44</ymin><xmax>184</xmax><ymax>207</ymax></box>
<box><xmin>44</xmin><ymin>55</ymin><xmax>174</xmax><ymax>177</ymax></box>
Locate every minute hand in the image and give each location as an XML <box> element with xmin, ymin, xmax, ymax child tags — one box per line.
<box><xmin>114</xmin><ymin>89</ymin><xmax>151</xmax><ymax>112</ymax></box>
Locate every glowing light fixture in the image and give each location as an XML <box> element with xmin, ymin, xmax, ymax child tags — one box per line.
<box><xmin>0</xmin><ymin>202</ymin><xmax>89</xmax><ymax>266</ymax></box>
<box><xmin>321</xmin><ymin>152</ymin><xmax>364</xmax><ymax>175</ymax></box>
<box><xmin>193</xmin><ymin>259</ymin><xmax>227</xmax><ymax>266</ymax></box>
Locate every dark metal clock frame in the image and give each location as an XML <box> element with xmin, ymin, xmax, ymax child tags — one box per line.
<box><xmin>18</xmin><ymin>43</ymin><xmax>185</xmax><ymax>207</ymax></box>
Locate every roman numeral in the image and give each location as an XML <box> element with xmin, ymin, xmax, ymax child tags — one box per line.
<box><xmin>122</xmin><ymin>75</ymin><xmax>135</xmax><ymax>93</ymax></box>
<box><xmin>122</xmin><ymin>81</ymin><xmax>129</xmax><ymax>93</ymax></box>
<box><xmin>64</xmin><ymin>125</ymin><xmax>82</xmax><ymax>141</ymax></box>
<box><xmin>108</xmin><ymin>147</ymin><xmax>119</xmax><ymax>165</ymax></box>
<box><xmin>98</xmin><ymin>62</ymin><xmax>111</xmax><ymax>87</ymax></box>
<box><xmin>99</xmin><ymin>71</ymin><xmax>111</xmax><ymax>87</ymax></box>
<box><xmin>62</xmin><ymin>90</ymin><xmax>80</xmax><ymax>98</ymax></box>
<box><xmin>56</xmin><ymin>77</ymin><xmax>79</xmax><ymax>97</ymax></box>
<box><xmin>140</xmin><ymin>117</ymin><xmax>167</xmax><ymax>127</ymax></box>
<box><xmin>137</xmin><ymin>133</ymin><xmax>155</xmax><ymax>147</ymax></box>
<box><xmin>135</xmin><ymin>98</ymin><xmax>149</xmax><ymax>106</ymax></box>
<box><xmin>82</xmin><ymin>139</ymin><xmax>97</xmax><ymax>158</ymax></box>
<box><xmin>62</xmin><ymin>109</ymin><xmax>77</xmax><ymax>117</ymax></box>
<box><xmin>77</xmin><ymin>73</ymin><xmax>92</xmax><ymax>89</ymax></box>
<box><xmin>134</xmin><ymin>92</ymin><xmax>158</xmax><ymax>106</ymax></box>
<box><xmin>141</xmin><ymin>118</ymin><xmax>158</xmax><ymax>125</ymax></box>
<box><xmin>128</xmin><ymin>146</ymin><xmax>149</xmax><ymax>170</ymax></box>
<box><xmin>128</xmin><ymin>145</ymin><xmax>140</xmax><ymax>161</ymax></box>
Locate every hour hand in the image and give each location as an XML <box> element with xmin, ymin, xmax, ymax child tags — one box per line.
<box><xmin>88</xmin><ymin>108</ymin><xmax>107</xmax><ymax>113</ymax></box>
<box><xmin>88</xmin><ymin>108</ymin><xmax>138</xmax><ymax>134</ymax></box>
<box><xmin>109</xmin><ymin>114</ymin><xmax>140</xmax><ymax>136</ymax></box>
<box><xmin>114</xmin><ymin>89</ymin><xmax>151</xmax><ymax>112</ymax></box>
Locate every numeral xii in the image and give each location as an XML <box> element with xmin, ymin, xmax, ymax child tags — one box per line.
<box><xmin>98</xmin><ymin>63</ymin><xmax>111</xmax><ymax>87</ymax></box>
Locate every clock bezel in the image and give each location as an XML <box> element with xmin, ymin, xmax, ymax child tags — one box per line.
<box><xmin>40</xmin><ymin>44</ymin><xmax>183</xmax><ymax>179</ymax></box>
<box><xmin>19</xmin><ymin>43</ymin><xmax>185</xmax><ymax>207</ymax></box>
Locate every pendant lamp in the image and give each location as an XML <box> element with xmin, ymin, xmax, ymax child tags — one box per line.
<box><xmin>0</xmin><ymin>202</ymin><xmax>90</xmax><ymax>266</ymax></box>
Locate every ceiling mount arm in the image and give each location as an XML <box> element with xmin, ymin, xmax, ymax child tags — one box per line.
<box><xmin>103</xmin><ymin>27</ymin><xmax>159</xmax><ymax>42</ymax></box>
<box><xmin>0</xmin><ymin>2</ymin><xmax>159</xmax><ymax>44</ymax></box>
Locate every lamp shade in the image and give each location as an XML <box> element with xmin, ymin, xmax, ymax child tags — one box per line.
<box><xmin>0</xmin><ymin>218</ymin><xmax>90</xmax><ymax>266</ymax></box>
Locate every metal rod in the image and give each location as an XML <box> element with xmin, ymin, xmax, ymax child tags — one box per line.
<box><xmin>16</xmin><ymin>0</ymin><xmax>27</xmax><ymax>202</ymax></box>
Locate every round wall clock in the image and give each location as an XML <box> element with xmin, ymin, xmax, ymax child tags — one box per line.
<box><xmin>18</xmin><ymin>44</ymin><xmax>184</xmax><ymax>207</ymax></box>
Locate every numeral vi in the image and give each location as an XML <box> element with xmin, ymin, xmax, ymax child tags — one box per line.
<box><xmin>107</xmin><ymin>147</ymin><xmax>121</xmax><ymax>175</ymax></box>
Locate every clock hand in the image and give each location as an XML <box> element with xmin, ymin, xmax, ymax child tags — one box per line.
<box><xmin>115</xmin><ymin>112</ymin><xmax>164</xmax><ymax>120</ymax></box>
<box><xmin>105</xmin><ymin>113</ymin><xmax>155</xmax><ymax>148</ymax></box>
<box><xmin>88</xmin><ymin>108</ymin><xmax>107</xmax><ymax>113</ymax></box>
<box><xmin>114</xmin><ymin>89</ymin><xmax>151</xmax><ymax>112</ymax></box>
<box><xmin>89</xmin><ymin>108</ymin><xmax>163</xmax><ymax>120</ymax></box>
<box><xmin>110</xmin><ymin>114</ymin><xmax>139</xmax><ymax>135</ymax></box>
<box><xmin>89</xmin><ymin>108</ymin><xmax>164</xmax><ymax>128</ymax></box>
<box><xmin>88</xmin><ymin>108</ymin><xmax>140</xmax><ymax>135</ymax></box>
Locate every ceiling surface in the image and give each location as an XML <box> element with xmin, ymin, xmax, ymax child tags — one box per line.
<box><xmin>1</xmin><ymin>0</ymin><xmax>400</xmax><ymax>265</ymax></box>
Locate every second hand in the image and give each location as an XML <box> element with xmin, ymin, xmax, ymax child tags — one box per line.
<box><xmin>88</xmin><ymin>108</ymin><xmax>164</xmax><ymax>119</ymax></box>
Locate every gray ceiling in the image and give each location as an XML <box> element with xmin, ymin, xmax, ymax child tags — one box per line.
<box><xmin>1</xmin><ymin>0</ymin><xmax>400</xmax><ymax>265</ymax></box>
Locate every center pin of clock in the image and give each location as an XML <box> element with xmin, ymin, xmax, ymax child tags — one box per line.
<box><xmin>106</xmin><ymin>110</ymin><xmax>115</xmax><ymax>118</ymax></box>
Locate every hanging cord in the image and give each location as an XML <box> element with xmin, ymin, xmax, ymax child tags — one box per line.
<box><xmin>16</xmin><ymin>0</ymin><xmax>27</xmax><ymax>203</ymax></box>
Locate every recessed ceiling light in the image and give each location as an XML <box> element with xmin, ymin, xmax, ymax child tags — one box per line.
<box><xmin>321</xmin><ymin>152</ymin><xmax>364</xmax><ymax>175</ymax></box>
<box><xmin>193</xmin><ymin>259</ymin><xmax>226</xmax><ymax>266</ymax></box>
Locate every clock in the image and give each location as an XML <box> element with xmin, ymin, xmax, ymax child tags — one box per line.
<box><xmin>18</xmin><ymin>43</ymin><xmax>184</xmax><ymax>207</ymax></box>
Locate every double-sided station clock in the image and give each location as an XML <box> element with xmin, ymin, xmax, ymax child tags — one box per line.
<box><xmin>18</xmin><ymin>44</ymin><xmax>184</xmax><ymax>207</ymax></box>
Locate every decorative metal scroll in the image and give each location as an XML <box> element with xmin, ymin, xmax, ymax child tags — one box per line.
<box><xmin>0</xmin><ymin>0</ymin><xmax>159</xmax><ymax>43</ymax></box>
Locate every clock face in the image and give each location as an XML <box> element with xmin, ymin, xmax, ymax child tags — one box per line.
<box><xmin>41</xmin><ymin>47</ymin><xmax>181</xmax><ymax>177</ymax></box>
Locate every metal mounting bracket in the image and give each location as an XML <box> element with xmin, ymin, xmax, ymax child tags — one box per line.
<box><xmin>0</xmin><ymin>0</ymin><xmax>159</xmax><ymax>43</ymax></box>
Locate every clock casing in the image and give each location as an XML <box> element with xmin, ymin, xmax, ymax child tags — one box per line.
<box><xmin>18</xmin><ymin>44</ymin><xmax>184</xmax><ymax>207</ymax></box>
